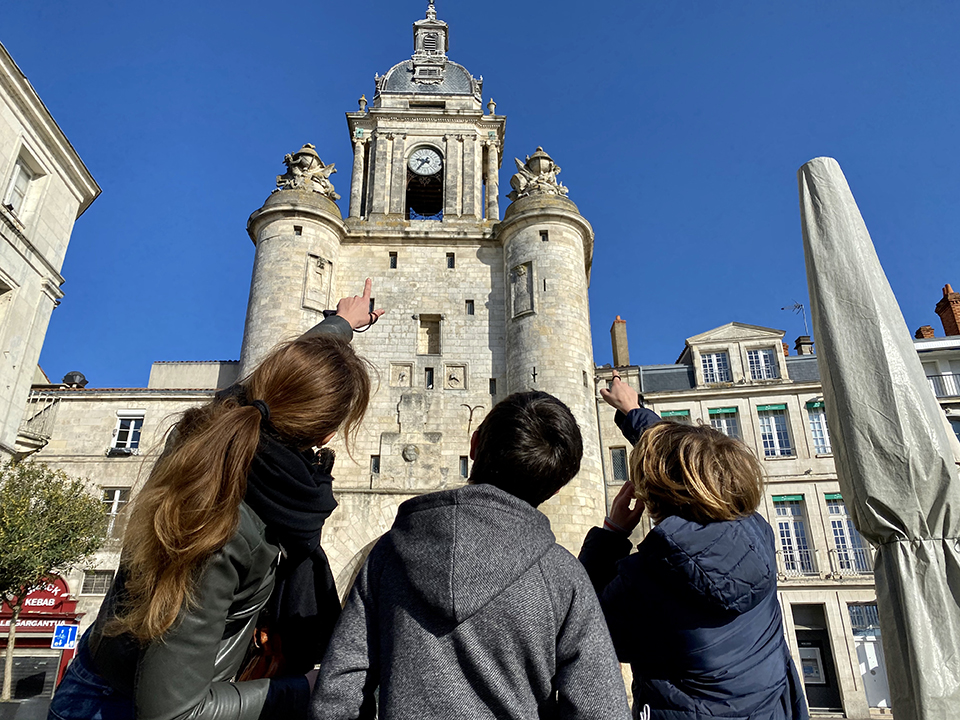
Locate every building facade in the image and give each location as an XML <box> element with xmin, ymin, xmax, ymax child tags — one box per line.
<box><xmin>0</xmin><ymin>40</ymin><xmax>99</xmax><ymax>695</ymax></box>
<box><xmin>596</xmin><ymin>301</ymin><xmax>960</xmax><ymax>718</ymax></box>
<box><xmin>0</xmin><ymin>41</ymin><xmax>99</xmax><ymax>460</ymax></box>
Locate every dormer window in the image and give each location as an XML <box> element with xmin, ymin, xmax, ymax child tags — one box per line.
<box><xmin>747</xmin><ymin>349</ymin><xmax>780</xmax><ymax>380</ymax></box>
<box><xmin>701</xmin><ymin>352</ymin><xmax>731</xmax><ymax>383</ymax></box>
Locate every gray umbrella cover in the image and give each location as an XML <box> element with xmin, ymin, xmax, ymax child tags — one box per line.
<box><xmin>798</xmin><ymin>156</ymin><xmax>960</xmax><ymax>720</ymax></box>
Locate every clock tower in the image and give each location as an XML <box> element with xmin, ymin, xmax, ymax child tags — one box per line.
<box><xmin>239</xmin><ymin>2</ymin><xmax>604</xmax><ymax>576</ymax></box>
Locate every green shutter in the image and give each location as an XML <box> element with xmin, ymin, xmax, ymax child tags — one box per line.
<box><xmin>757</xmin><ymin>404</ymin><xmax>787</xmax><ymax>412</ymax></box>
<box><xmin>661</xmin><ymin>409</ymin><xmax>690</xmax><ymax>417</ymax></box>
<box><xmin>824</xmin><ymin>492</ymin><xmax>843</xmax><ymax>500</ymax></box>
<box><xmin>708</xmin><ymin>407</ymin><xmax>738</xmax><ymax>415</ymax></box>
<box><xmin>806</xmin><ymin>401</ymin><xmax>825</xmax><ymax>408</ymax></box>
<box><xmin>772</xmin><ymin>494</ymin><xmax>804</xmax><ymax>502</ymax></box>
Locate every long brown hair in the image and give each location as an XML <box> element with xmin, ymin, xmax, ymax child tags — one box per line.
<box><xmin>630</xmin><ymin>422</ymin><xmax>763</xmax><ymax>524</ymax></box>
<box><xmin>112</xmin><ymin>334</ymin><xmax>371</xmax><ymax>641</ymax></box>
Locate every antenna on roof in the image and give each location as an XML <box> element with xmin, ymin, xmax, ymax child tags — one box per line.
<box><xmin>781</xmin><ymin>301</ymin><xmax>810</xmax><ymax>336</ymax></box>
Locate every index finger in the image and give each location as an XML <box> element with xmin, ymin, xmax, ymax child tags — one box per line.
<box><xmin>362</xmin><ymin>277</ymin><xmax>372</xmax><ymax>299</ymax></box>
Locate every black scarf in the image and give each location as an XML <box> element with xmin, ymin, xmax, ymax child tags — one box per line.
<box><xmin>244</xmin><ymin>433</ymin><xmax>342</xmax><ymax>673</ymax></box>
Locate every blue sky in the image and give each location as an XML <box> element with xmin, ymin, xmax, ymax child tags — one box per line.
<box><xmin>5</xmin><ymin>1</ymin><xmax>959</xmax><ymax>387</ymax></box>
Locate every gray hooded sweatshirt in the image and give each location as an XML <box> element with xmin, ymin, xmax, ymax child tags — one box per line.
<box><xmin>310</xmin><ymin>484</ymin><xmax>631</xmax><ymax>720</ymax></box>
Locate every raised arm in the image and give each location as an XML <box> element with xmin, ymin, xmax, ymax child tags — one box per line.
<box><xmin>300</xmin><ymin>279</ymin><xmax>386</xmax><ymax>341</ymax></box>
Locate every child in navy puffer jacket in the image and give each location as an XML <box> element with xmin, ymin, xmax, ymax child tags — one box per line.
<box><xmin>579</xmin><ymin>372</ymin><xmax>809</xmax><ymax>720</ymax></box>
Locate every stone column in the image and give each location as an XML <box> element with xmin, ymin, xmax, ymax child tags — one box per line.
<box><xmin>486</xmin><ymin>142</ymin><xmax>500</xmax><ymax>221</ymax></box>
<box><xmin>444</xmin><ymin>134</ymin><xmax>461</xmax><ymax>218</ymax></box>
<box><xmin>370</xmin><ymin>132</ymin><xmax>390</xmax><ymax>215</ymax></box>
<box><xmin>390</xmin><ymin>134</ymin><xmax>407</xmax><ymax>215</ymax></box>
<box><xmin>349</xmin><ymin>138</ymin><xmax>366</xmax><ymax>219</ymax></box>
<box><xmin>461</xmin><ymin>134</ymin><xmax>478</xmax><ymax>218</ymax></box>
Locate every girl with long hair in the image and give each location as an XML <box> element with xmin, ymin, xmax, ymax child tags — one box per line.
<box><xmin>49</xmin><ymin>281</ymin><xmax>383</xmax><ymax>720</ymax></box>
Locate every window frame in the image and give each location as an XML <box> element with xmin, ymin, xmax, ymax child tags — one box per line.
<box><xmin>708</xmin><ymin>407</ymin><xmax>740</xmax><ymax>439</ymax></box>
<box><xmin>807</xmin><ymin>402</ymin><xmax>832</xmax><ymax>454</ymax></box>
<box><xmin>610</xmin><ymin>447</ymin><xmax>628</xmax><ymax>482</ymax></box>
<box><xmin>772</xmin><ymin>496</ymin><xmax>817</xmax><ymax>576</ymax></box>
<box><xmin>826</xmin><ymin>495</ymin><xmax>872</xmax><ymax>573</ymax></box>
<box><xmin>757</xmin><ymin>405</ymin><xmax>793</xmax><ymax>457</ymax></box>
<box><xmin>700</xmin><ymin>351</ymin><xmax>732</xmax><ymax>383</ymax></box>
<box><xmin>112</xmin><ymin>412</ymin><xmax>145</xmax><ymax>451</ymax></box>
<box><xmin>81</xmin><ymin>569</ymin><xmax>116</xmax><ymax>595</ymax></box>
<box><xmin>3</xmin><ymin>157</ymin><xmax>37</xmax><ymax>217</ymax></box>
<box><xmin>747</xmin><ymin>348</ymin><xmax>780</xmax><ymax>380</ymax></box>
<box><xmin>101</xmin><ymin>487</ymin><xmax>130</xmax><ymax>538</ymax></box>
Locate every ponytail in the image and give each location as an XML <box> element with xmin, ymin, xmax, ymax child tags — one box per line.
<box><xmin>110</xmin><ymin>333</ymin><xmax>371</xmax><ymax>641</ymax></box>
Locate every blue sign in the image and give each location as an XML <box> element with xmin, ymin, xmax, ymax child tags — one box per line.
<box><xmin>51</xmin><ymin>624</ymin><xmax>78</xmax><ymax>650</ymax></box>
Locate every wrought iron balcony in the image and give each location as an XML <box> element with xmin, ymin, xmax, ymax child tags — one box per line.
<box><xmin>927</xmin><ymin>373</ymin><xmax>960</xmax><ymax>398</ymax></box>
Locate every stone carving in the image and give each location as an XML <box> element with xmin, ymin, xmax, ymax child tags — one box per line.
<box><xmin>390</xmin><ymin>363</ymin><xmax>413</xmax><ymax>388</ymax></box>
<box><xmin>487</xmin><ymin>98</ymin><xmax>496</xmax><ymax>115</ymax></box>
<box><xmin>445</xmin><ymin>365</ymin><xmax>466</xmax><ymax>390</ymax></box>
<box><xmin>358</xmin><ymin>94</ymin><xmax>367</xmax><ymax>112</ymax></box>
<box><xmin>402</xmin><ymin>444</ymin><xmax>420</xmax><ymax>462</ymax></box>
<box><xmin>276</xmin><ymin>144</ymin><xmax>340</xmax><ymax>200</ymax></box>
<box><xmin>506</xmin><ymin>147</ymin><xmax>568</xmax><ymax>202</ymax></box>
<box><xmin>512</xmin><ymin>262</ymin><xmax>534</xmax><ymax>316</ymax></box>
<box><xmin>302</xmin><ymin>254</ymin><xmax>331</xmax><ymax>312</ymax></box>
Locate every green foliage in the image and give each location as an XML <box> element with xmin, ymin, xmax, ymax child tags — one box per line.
<box><xmin>0</xmin><ymin>461</ymin><xmax>106</xmax><ymax>608</ymax></box>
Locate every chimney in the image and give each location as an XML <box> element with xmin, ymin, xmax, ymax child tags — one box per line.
<box><xmin>935</xmin><ymin>283</ymin><xmax>960</xmax><ymax>336</ymax></box>
<box><xmin>915</xmin><ymin>325</ymin><xmax>936</xmax><ymax>340</ymax></box>
<box><xmin>611</xmin><ymin>316</ymin><xmax>630</xmax><ymax>367</ymax></box>
<box><xmin>782</xmin><ymin>342</ymin><xmax>790</xmax><ymax>357</ymax></box>
<box><xmin>794</xmin><ymin>336</ymin><xmax>815</xmax><ymax>355</ymax></box>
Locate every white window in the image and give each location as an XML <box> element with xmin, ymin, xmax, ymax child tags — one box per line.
<box><xmin>459</xmin><ymin>456</ymin><xmax>469</xmax><ymax>478</ymax></box>
<box><xmin>112</xmin><ymin>413</ymin><xmax>144</xmax><ymax>450</ymax></box>
<box><xmin>709</xmin><ymin>408</ymin><xmax>740</xmax><ymax>439</ymax></box>
<box><xmin>807</xmin><ymin>403</ymin><xmax>832</xmax><ymax>454</ymax></box>
<box><xmin>610</xmin><ymin>447</ymin><xmax>628</xmax><ymax>482</ymax></box>
<box><xmin>701</xmin><ymin>352</ymin><xmax>731</xmax><ymax>383</ymax></box>
<box><xmin>81</xmin><ymin>570</ymin><xmax>115</xmax><ymax>595</ymax></box>
<box><xmin>826</xmin><ymin>496</ymin><xmax>871</xmax><ymax>573</ymax></box>
<box><xmin>3</xmin><ymin>158</ymin><xmax>36</xmax><ymax>216</ymax></box>
<box><xmin>747</xmin><ymin>348</ymin><xmax>780</xmax><ymax>380</ymax></box>
<box><xmin>102</xmin><ymin>487</ymin><xmax>130</xmax><ymax>537</ymax></box>
<box><xmin>773</xmin><ymin>497</ymin><xmax>816</xmax><ymax>575</ymax></box>
<box><xmin>758</xmin><ymin>406</ymin><xmax>793</xmax><ymax>457</ymax></box>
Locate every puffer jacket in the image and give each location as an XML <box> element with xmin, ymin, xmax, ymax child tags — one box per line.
<box><xmin>580</xmin><ymin>515</ymin><xmax>808</xmax><ymax>720</ymax></box>
<box><xmin>311</xmin><ymin>483</ymin><xmax>631</xmax><ymax>720</ymax></box>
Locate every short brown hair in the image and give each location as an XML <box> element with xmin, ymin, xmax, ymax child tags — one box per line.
<box><xmin>630</xmin><ymin>422</ymin><xmax>763</xmax><ymax>524</ymax></box>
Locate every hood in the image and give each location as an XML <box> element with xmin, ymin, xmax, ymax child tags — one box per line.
<box><xmin>388</xmin><ymin>484</ymin><xmax>556</xmax><ymax>625</ymax></box>
<box><xmin>641</xmin><ymin>513</ymin><xmax>777</xmax><ymax>615</ymax></box>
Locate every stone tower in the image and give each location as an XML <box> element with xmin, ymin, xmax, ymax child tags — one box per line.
<box><xmin>239</xmin><ymin>2</ymin><xmax>604</xmax><ymax>580</ymax></box>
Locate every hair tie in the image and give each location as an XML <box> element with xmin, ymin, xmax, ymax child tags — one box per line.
<box><xmin>250</xmin><ymin>399</ymin><xmax>271</xmax><ymax>424</ymax></box>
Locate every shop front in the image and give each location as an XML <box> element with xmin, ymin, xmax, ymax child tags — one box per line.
<box><xmin>0</xmin><ymin>577</ymin><xmax>81</xmax><ymax>699</ymax></box>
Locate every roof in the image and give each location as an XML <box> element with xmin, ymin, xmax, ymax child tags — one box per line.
<box><xmin>381</xmin><ymin>59</ymin><xmax>477</xmax><ymax>96</ymax></box>
<box><xmin>784</xmin><ymin>355</ymin><xmax>821</xmax><ymax>383</ymax></box>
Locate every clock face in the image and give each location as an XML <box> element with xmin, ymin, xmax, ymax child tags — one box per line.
<box><xmin>409</xmin><ymin>147</ymin><xmax>443</xmax><ymax>176</ymax></box>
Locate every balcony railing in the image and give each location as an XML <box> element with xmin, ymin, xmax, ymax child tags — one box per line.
<box><xmin>827</xmin><ymin>546</ymin><xmax>874</xmax><ymax>577</ymax></box>
<box><xmin>776</xmin><ymin>548</ymin><xmax>819</xmax><ymax>578</ymax></box>
<box><xmin>927</xmin><ymin>373</ymin><xmax>960</xmax><ymax>398</ymax></box>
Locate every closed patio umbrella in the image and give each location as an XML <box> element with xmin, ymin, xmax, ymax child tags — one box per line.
<box><xmin>798</xmin><ymin>156</ymin><xmax>960</xmax><ymax>720</ymax></box>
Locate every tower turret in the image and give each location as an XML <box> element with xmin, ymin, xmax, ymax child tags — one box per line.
<box><xmin>496</xmin><ymin>148</ymin><xmax>603</xmax><ymax>549</ymax></box>
<box><xmin>238</xmin><ymin>145</ymin><xmax>346</xmax><ymax>375</ymax></box>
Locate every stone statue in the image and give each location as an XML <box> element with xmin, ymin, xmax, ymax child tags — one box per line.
<box><xmin>507</xmin><ymin>147</ymin><xmax>568</xmax><ymax>202</ymax></box>
<box><xmin>276</xmin><ymin>143</ymin><xmax>340</xmax><ymax>200</ymax></box>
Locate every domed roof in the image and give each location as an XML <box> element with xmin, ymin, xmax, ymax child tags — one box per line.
<box><xmin>380</xmin><ymin>59</ymin><xmax>477</xmax><ymax>96</ymax></box>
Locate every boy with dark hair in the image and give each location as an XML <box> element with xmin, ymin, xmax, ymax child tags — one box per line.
<box><xmin>311</xmin><ymin>391</ymin><xmax>631</xmax><ymax>720</ymax></box>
